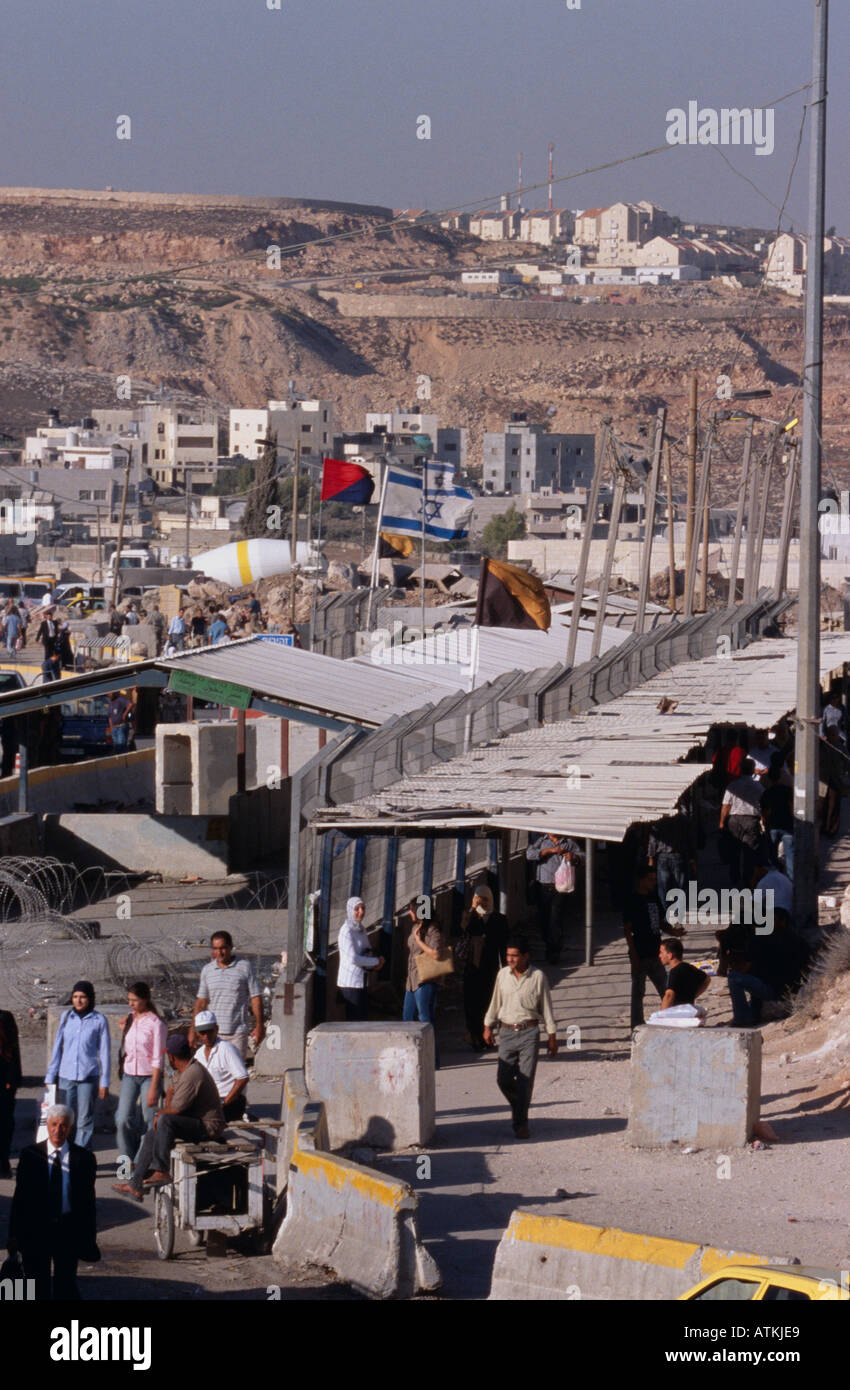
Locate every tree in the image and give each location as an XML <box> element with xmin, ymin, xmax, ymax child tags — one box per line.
<box><xmin>239</xmin><ymin>434</ymin><xmax>280</xmax><ymax>538</ymax></box>
<box><xmin>481</xmin><ymin>505</ymin><xmax>526</xmax><ymax>558</ymax></box>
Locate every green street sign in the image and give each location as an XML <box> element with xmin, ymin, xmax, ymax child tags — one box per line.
<box><xmin>168</xmin><ymin>669</ymin><xmax>252</xmax><ymax>709</ymax></box>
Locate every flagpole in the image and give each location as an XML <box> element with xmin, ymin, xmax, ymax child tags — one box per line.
<box><xmin>367</xmin><ymin>460</ymin><xmax>389</xmax><ymax>629</ymax></box>
<box><xmin>309</xmin><ymin>486</ymin><xmax>324</xmax><ymax>651</ymax></box>
<box><xmin>420</xmin><ymin>464</ymin><xmax>427</xmax><ymax>637</ymax></box>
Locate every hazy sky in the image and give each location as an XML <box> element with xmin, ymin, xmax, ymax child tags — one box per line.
<box><xmin>2</xmin><ymin>0</ymin><xmax>845</xmax><ymax>231</ymax></box>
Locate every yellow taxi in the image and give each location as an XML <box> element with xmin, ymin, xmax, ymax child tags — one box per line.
<box><xmin>680</xmin><ymin>1264</ymin><xmax>849</xmax><ymax>1301</ymax></box>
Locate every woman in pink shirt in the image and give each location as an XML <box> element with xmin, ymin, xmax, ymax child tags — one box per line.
<box><xmin>115</xmin><ymin>982</ymin><xmax>167</xmax><ymax>1170</ymax></box>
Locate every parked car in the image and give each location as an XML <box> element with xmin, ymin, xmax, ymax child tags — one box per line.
<box><xmin>0</xmin><ymin>669</ymin><xmax>26</xmax><ymax>694</ymax></box>
<box><xmin>58</xmin><ymin>696</ymin><xmax>113</xmax><ymax>760</ymax></box>
<box><xmin>680</xmin><ymin>1265</ymin><xmax>849</xmax><ymax>1301</ymax></box>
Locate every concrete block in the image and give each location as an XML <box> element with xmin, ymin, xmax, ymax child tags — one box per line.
<box><xmin>628</xmin><ymin>1025</ymin><xmax>761</xmax><ymax>1149</ymax></box>
<box><xmin>305</xmin><ymin>1022</ymin><xmax>435</xmax><ymax>1151</ymax></box>
<box><xmin>252</xmin><ymin>969</ymin><xmax>313</xmax><ymax>1080</ymax></box>
<box><xmin>155</xmin><ymin>721</ymin><xmax>258</xmax><ymax>815</ymax></box>
<box><xmin>489</xmin><ymin>1210</ymin><xmax>790</xmax><ymax>1301</ymax></box>
<box><xmin>273</xmin><ymin>1101</ymin><xmax>441</xmax><ymax>1299</ymax></box>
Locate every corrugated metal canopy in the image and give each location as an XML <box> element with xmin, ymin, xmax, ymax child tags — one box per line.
<box><xmin>0</xmin><ymin>636</ymin><xmax>499</xmax><ymax>729</ymax></box>
<box><xmin>315</xmin><ymin>634</ymin><xmax>850</xmax><ymax>842</ymax></box>
<box><xmin>351</xmin><ymin>616</ymin><xmax>629</xmax><ymax>692</ymax></box>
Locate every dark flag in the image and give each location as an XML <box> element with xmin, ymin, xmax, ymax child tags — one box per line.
<box><xmin>475</xmin><ymin>558</ymin><xmax>551</xmax><ymax>631</ymax></box>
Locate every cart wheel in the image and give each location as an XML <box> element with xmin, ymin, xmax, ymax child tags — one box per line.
<box><xmin>153</xmin><ymin>1187</ymin><xmax>175</xmax><ymax>1261</ymax></box>
<box><xmin>188</xmin><ymin>1229</ymin><xmax>204</xmax><ymax>1248</ymax></box>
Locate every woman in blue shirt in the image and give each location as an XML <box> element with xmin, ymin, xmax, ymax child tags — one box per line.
<box><xmin>45</xmin><ymin>980</ymin><xmax>111</xmax><ymax>1150</ymax></box>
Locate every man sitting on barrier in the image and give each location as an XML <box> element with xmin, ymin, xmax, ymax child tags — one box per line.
<box><xmin>111</xmin><ymin>1034</ymin><xmax>224</xmax><ymax>1200</ymax></box>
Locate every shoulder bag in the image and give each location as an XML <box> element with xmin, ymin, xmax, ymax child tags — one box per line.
<box><xmin>415</xmin><ymin>942</ymin><xmax>455</xmax><ymax>984</ymax></box>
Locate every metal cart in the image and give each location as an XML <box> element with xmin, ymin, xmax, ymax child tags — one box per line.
<box><xmin>152</xmin><ymin>1124</ymin><xmax>280</xmax><ymax>1260</ymax></box>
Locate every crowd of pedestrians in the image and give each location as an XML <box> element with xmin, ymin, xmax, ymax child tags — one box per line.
<box><xmin>0</xmin><ymin>929</ymin><xmax>265</xmax><ymax>1297</ymax></box>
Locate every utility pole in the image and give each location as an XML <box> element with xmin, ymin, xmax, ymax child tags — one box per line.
<box><xmin>184</xmin><ymin>465</ymin><xmax>193</xmax><ymax>565</ymax></box>
<box><xmin>96</xmin><ymin>508</ymin><xmax>103</xmax><ymax>578</ymax></box>
<box><xmin>567</xmin><ymin>425</ymin><xmax>610</xmax><ymax>668</ymax></box>
<box><xmin>666</xmin><ymin>443</ymin><xmax>676</xmax><ymax>613</ymax></box>
<box><xmin>794</xmin><ymin>0</ymin><xmax>829</xmax><ymax>936</ymax></box>
<box><xmin>684</xmin><ymin>424</ymin><xmax>714</xmax><ymax>618</ymax></box>
<box><xmin>636</xmin><ymin>408</ymin><xmax>665</xmax><ymax>634</ymax></box>
<box><xmin>685</xmin><ymin>375</ymin><xmax>698</xmax><ymax>585</ymax></box>
<box><xmin>110</xmin><ymin>443</ymin><xmax>132</xmax><ymax>610</ymax></box>
<box><xmin>289</xmin><ymin>437</ymin><xmax>301</xmax><ymax>627</ymax></box>
<box><xmin>774</xmin><ymin>439</ymin><xmax>799</xmax><ymax>599</ymax></box>
<box><xmin>729</xmin><ymin>420</ymin><xmax>754</xmax><ymax>605</ymax></box>
<box><xmin>699</xmin><ymin>470</ymin><xmax>711</xmax><ymax>612</ymax></box>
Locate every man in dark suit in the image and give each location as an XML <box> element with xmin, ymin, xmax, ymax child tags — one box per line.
<box><xmin>7</xmin><ymin>1104</ymin><xmax>99</xmax><ymax>1299</ymax></box>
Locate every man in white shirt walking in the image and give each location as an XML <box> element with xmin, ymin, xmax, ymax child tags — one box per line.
<box><xmin>483</xmin><ymin>936</ymin><xmax>557</xmax><ymax>1139</ymax></box>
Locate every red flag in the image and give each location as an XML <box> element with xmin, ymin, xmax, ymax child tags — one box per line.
<box><xmin>320</xmin><ymin>459</ymin><xmax>374</xmax><ymax>505</ymax></box>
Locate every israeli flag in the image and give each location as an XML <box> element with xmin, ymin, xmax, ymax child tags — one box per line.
<box><xmin>381</xmin><ymin>462</ymin><xmax>473</xmax><ymax>541</ymax></box>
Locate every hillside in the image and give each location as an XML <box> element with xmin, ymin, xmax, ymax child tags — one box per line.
<box><xmin>1</xmin><ymin>187</ymin><xmax>849</xmax><ymax>519</ymax></box>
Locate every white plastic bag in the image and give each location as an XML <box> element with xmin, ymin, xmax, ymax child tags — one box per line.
<box><xmin>647</xmin><ymin>1004</ymin><xmax>707</xmax><ymax>1028</ymax></box>
<box><xmin>554</xmin><ymin>857</ymin><xmax>576</xmax><ymax>894</ymax></box>
<box><xmin>36</xmin><ymin>1083</ymin><xmax>57</xmax><ymax>1142</ymax></box>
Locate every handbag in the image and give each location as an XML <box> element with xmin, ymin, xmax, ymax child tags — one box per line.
<box><xmin>415</xmin><ymin>944</ymin><xmax>455</xmax><ymax>984</ymax></box>
<box><xmin>554</xmin><ymin>856</ymin><xmax>576</xmax><ymax>894</ymax></box>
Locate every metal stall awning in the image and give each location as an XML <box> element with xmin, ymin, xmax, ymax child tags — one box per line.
<box><xmin>313</xmin><ymin>635</ymin><xmax>850</xmax><ymax>842</ymax></box>
<box><xmin>0</xmin><ymin>636</ymin><xmax>482</xmax><ymax>732</ymax></box>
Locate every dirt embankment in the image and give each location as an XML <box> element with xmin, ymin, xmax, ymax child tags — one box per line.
<box><xmin>0</xmin><ymin>188</ymin><xmax>849</xmax><ymax>510</ymax></box>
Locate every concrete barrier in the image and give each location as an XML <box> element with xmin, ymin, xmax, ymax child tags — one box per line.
<box><xmin>276</xmin><ymin>1068</ymin><xmax>309</xmax><ymax>1196</ymax></box>
<box><xmin>629</xmin><ymin>1026</ymin><xmax>761</xmax><ymax>1148</ymax></box>
<box><xmin>305</xmin><ymin>1022</ymin><xmax>435</xmax><ymax>1150</ymax></box>
<box><xmin>489</xmin><ymin>1210</ymin><xmax>790</xmax><ymax>1300</ymax></box>
<box><xmin>0</xmin><ymin>748</ymin><xmax>154</xmax><ymax>818</ymax></box>
<box><xmin>273</xmin><ymin>1100</ymin><xmax>441</xmax><ymax>1299</ymax></box>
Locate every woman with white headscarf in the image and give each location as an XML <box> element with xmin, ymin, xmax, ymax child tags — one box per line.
<box><xmin>336</xmin><ymin>897</ymin><xmax>384</xmax><ymax>1021</ymax></box>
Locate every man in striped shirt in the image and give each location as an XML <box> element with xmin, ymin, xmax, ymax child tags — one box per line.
<box><xmin>192</xmin><ymin>932</ymin><xmax>264</xmax><ymax>1060</ymax></box>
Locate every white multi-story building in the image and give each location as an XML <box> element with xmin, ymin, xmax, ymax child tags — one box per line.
<box><xmin>93</xmin><ymin>400</ymin><xmax>219</xmax><ymax>489</ymax></box>
<box><xmin>365</xmin><ymin>409</ymin><xmax>467</xmax><ymax>468</ymax></box>
<box><xmin>469</xmin><ymin>210</ymin><xmax>519</xmax><ymax>240</ymax></box>
<box><xmin>228</xmin><ymin>397</ymin><xmax>334</xmax><ymax>462</ymax></box>
<box><xmin>517</xmin><ymin>210</ymin><xmax>574</xmax><ymax>246</ymax></box>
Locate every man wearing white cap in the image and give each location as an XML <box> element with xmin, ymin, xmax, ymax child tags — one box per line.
<box><xmin>193</xmin><ymin>1012</ymin><xmax>249</xmax><ymax>1121</ymax></box>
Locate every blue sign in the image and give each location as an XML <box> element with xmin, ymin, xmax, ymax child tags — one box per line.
<box><xmin>259</xmin><ymin>634</ymin><xmax>295</xmax><ymax>646</ymax></box>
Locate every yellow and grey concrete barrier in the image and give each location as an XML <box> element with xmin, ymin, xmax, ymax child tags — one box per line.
<box><xmin>489</xmin><ymin>1210</ymin><xmax>788</xmax><ymax>1300</ymax></box>
<box><xmin>273</xmin><ymin>1096</ymin><xmax>441</xmax><ymax>1299</ymax></box>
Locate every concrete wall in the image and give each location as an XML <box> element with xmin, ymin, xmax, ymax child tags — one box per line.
<box><xmin>272</xmin><ymin>1097</ymin><xmax>440</xmax><ymax>1298</ymax></box>
<box><xmin>0</xmin><ymin>749</ymin><xmax>154</xmax><ymax>818</ymax></box>
<box><xmin>628</xmin><ymin>1026</ymin><xmax>762</xmax><ymax>1149</ymax></box>
<box><xmin>228</xmin><ymin>784</ymin><xmax>289</xmax><ymax>870</ymax></box>
<box><xmin>305</xmin><ymin>1022</ymin><xmax>435</xmax><ymax>1151</ymax></box>
<box><xmin>0</xmin><ymin>812</ymin><xmax>40</xmax><ymax>855</ymax></box>
<box><xmin>489</xmin><ymin>1210</ymin><xmax>791</xmax><ymax>1300</ymax></box>
<box><xmin>43</xmin><ymin>811</ymin><xmax>230</xmax><ymax>877</ymax></box>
